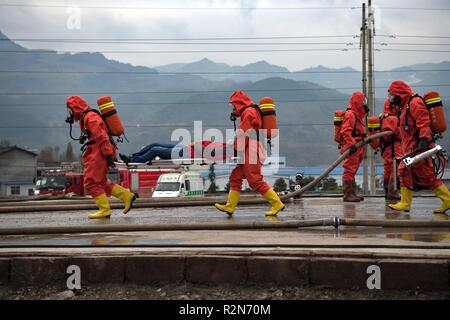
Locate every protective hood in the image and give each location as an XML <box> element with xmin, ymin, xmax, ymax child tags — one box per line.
<box><xmin>229</xmin><ymin>91</ymin><xmax>254</xmax><ymax>116</ymax></box>
<box><xmin>348</xmin><ymin>92</ymin><xmax>367</xmax><ymax>118</ymax></box>
<box><xmin>388</xmin><ymin>80</ymin><xmax>414</xmax><ymax>110</ymax></box>
<box><xmin>383</xmin><ymin>97</ymin><xmax>398</xmax><ymax>116</ymax></box>
<box><xmin>66</xmin><ymin>95</ymin><xmax>90</xmax><ymax>121</ymax></box>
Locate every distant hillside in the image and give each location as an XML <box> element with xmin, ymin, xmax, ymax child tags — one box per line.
<box><xmin>156</xmin><ymin>58</ymin><xmax>450</xmax><ymax>97</ymax></box>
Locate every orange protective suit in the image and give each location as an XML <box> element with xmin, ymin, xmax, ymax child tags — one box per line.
<box><xmin>229</xmin><ymin>91</ymin><xmax>270</xmax><ymax>195</ymax></box>
<box><xmin>380</xmin><ymin>98</ymin><xmax>403</xmax><ymax>179</ymax></box>
<box><xmin>66</xmin><ymin>96</ymin><xmax>116</xmax><ymax>198</ymax></box>
<box><xmin>340</xmin><ymin>92</ymin><xmax>367</xmax><ymax>181</ymax></box>
<box><xmin>388</xmin><ymin>81</ymin><xmax>442</xmax><ymax>190</ymax></box>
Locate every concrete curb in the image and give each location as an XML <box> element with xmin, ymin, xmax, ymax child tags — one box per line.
<box><xmin>0</xmin><ymin>251</ymin><xmax>448</xmax><ymax>291</ymax></box>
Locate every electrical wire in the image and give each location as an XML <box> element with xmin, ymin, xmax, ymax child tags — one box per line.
<box><xmin>1</xmin><ymin>69</ymin><xmax>450</xmax><ymax>74</ymax></box>
<box><xmin>0</xmin><ymin>3</ymin><xmax>357</xmax><ymax>10</ymax></box>
<box><xmin>2</xmin><ymin>84</ymin><xmax>450</xmax><ymax>96</ymax></box>
<box><xmin>1</xmin><ymin>96</ymin><xmax>450</xmax><ymax>107</ymax></box>
<box><xmin>0</xmin><ymin>48</ymin><xmax>361</xmax><ymax>54</ymax></box>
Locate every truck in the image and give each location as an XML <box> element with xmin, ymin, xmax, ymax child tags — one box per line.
<box><xmin>112</xmin><ymin>167</ymin><xmax>171</xmax><ymax>198</ymax></box>
<box><xmin>34</xmin><ymin>163</ymin><xmax>200</xmax><ymax>198</ymax></box>
<box><xmin>34</xmin><ymin>170</ymin><xmax>85</xmax><ymax>196</ymax></box>
<box><xmin>152</xmin><ymin>171</ymin><xmax>204</xmax><ymax>198</ymax></box>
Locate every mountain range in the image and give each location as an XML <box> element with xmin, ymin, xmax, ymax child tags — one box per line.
<box><xmin>0</xmin><ymin>31</ymin><xmax>449</xmax><ymax>167</ymax></box>
<box><xmin>155</xmin><ymin>57</ymin><xmax>450</xmax><ymax>96</ymax></box>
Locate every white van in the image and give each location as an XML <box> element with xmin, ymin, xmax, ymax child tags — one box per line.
<box><xmin>152</xmin><ymin>171</ymin><xmax>204</xmax><ymax>198</ymax></box>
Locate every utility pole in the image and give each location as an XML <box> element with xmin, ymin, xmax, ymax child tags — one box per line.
<box><xmin>361</xmin><ymin>3</ymin><xmax>368</xmax><ymax>195</ymax></box>
<box><xmin>368</xmin><ymin>0</ymin><xmax>376</xmax><ymax>195</ymax></box>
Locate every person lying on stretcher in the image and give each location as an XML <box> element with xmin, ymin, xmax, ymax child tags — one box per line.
<box><xmin>119</xmin><ymin>141</ymin><xmax>235</xmax><ymax>164</ymax></box>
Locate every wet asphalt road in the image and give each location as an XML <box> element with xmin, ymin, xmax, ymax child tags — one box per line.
<box><xmin>0</xmin><ymin>197</ymin><xmax>448</xmax><ymax>245</ymax></box>
<box><xmin>0</xmin><ymin>196</ymin><xmax>447</xmax><ymax>228</ymax></box>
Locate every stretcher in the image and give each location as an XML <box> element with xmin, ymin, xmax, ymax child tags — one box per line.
<box><xmin>114</xmin><ymin>157</ymin><xmax>241</xmax><ymax>168</ymax></box>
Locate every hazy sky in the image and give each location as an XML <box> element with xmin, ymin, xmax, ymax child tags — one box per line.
<box><xmin>0</xmin><ymin>0</ymin><xmax>449</xmax><ymax>71</ymax></box>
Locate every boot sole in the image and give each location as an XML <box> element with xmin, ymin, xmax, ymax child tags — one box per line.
<box><xmin>265</xmin><ymin>205</ymin><xmax>285</xmax><ymax>216</ymax></box>
<box><xmin>123</xmin><ymin>193</ymin><xmax>139</xmax><ymax>214</ymax></box>
<box><xmin>388</xmin><ymin>206</ymin><xmax>410</xmax><ymax>213</ymax></box>
<box><xmin>88</xmin><ymin>215</ymin><xmax>111</xmax><ymax>219</ymax></box>
<box><xmin>215</xmin><ymin>207</ymin><xmax>234</xmax><ymax>216</ymax></box>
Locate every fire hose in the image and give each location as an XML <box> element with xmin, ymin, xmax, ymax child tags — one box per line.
<box><xmin>0</xmin><ymin>217</ymin><xmax>449</xmax><ymax>235</ymax></box>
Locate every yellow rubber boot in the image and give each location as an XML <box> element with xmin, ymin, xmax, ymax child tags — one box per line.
<box><xmin>388</xmin><ymin>187</ymin><xmax>413</xmax><ymax>212</ymax></box>
<box><xmin>111</xmin><ymin>184</ymin><xmax>138</xmax><ymax>214</ymax></box>
<box><xmin>88</xmin><ymin>193</ymin><xmax>111</xmax><ymax>219</ymax></box>
<box><xmin>215</xmin><ymin>190</ymin><xmax>240</xmax><ymax>216</ymax></box>
<box><xmin>263</xmin><ymin>188</ymin><xmax>285</xmax><ymax>216</ymax></box>
<box><xmin>432</xmin><ymin>184</ymin><xmax>450</xmax><ymax>214</ymax></box>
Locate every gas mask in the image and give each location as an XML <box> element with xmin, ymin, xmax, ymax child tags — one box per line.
<box><xmin>229</xmin><ymin>103</ymin><xmax>238</xmax><ymax>121</ymax></box>
<box><xmin>65</xmin><ymin>107</ymin><xmax>75</xmax><ymax>124</ymax></box>
<box><xmin>388</xmin><ymin>92</ymin><xmax>401</xmax><ymax>109</ymax></box>
<box><xmin>362</xmin><ymin>97</ymin><xmax>369</xmax><ymax>114</ymax></box>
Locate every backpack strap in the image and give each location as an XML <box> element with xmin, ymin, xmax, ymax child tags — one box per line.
<box><xmin>404</xmin><ymin>93</ymin><xmax>426</xmax><ymax>145</ymax></box>
<box><xmin>347</xmin><ymin>110</ymin><xmax>366</xmax><ymax>138</ymax></box>
<box><xmin>80</xmin><ymin>108</ymin><xmax>117</xmax><ymax>152</ymax></box>
<box><xmin>379</xmin><ymin>113</ymin><xmax>398</xmax><ymax>156</ymax></box>
<box><xmin>238</xmin><ymin>104</ymin><xmax>262</xmax><ymax>141</ymax></box>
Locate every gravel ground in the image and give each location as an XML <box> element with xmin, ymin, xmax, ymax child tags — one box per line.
<box><xmin>0</xmin><ymin>282</ymin><xmax>449</xmax><ymax>300</ymax></box>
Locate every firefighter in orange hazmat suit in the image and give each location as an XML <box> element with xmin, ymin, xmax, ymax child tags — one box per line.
<box><xmin>66</xmin><ymin>96</ymin><xmax>138</xmax><ymax>219</ymax></box>
<box><xmin>340</xmin><ymin>92</ymin><xmax>368</xmax><ymax>202</ymax></box>
<box><xmin>214</xmin><ymin>91</ymin><xmax>284</xmax><ymax>216</ymax></box>
<box><xmin>380</xmin><ymin>98</ymin><xmax>402</xmax><ymax>200</ymax></box>
<box><xmin>387</xmin><ymin>81</ymin><xmax>450</xmax><ymax>213</ymax></box>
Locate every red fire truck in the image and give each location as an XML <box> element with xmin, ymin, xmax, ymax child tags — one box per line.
<box><xmin>35</xmin><ymin>170</ymin><xmax>85</xmax><ymax>196</ymax></box>
<box><xmin>35</xmin><ymin>167</ymin><xmax>175</xmax><ymax>198</ymax></box>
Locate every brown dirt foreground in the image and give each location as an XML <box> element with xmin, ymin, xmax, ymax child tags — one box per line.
<box><xmin>0</xmin><ymin>282</ymin><xmax>449</xmax><ymax>300</ymax></box>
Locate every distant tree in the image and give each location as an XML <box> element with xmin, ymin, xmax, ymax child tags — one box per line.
<box><xmin>302</xmin><ymin>176</ymin><xmax>316</xmax><ymax>191</ymax></box>
<box><xmin>320</xmin><ymin>177</ymin><xmax>338</xmax><ymax>191</ymax></box>
<box><xmin>207</xmin><ymin>164</ymin><xmax>217</xmax><ymax>193</ymax></box>
<box><xmin>65</xmin><ymin>142</ymin><xmax>75</xmax><ymax>162</ymax></box>
<box><xmin>273</xmin><ymin>178</ymin><xmax>287</xmax><ymax>192</ymax></box>
<box><xmin>38</xmin><ymin>146</ymin><xmax>54</xmax><ymax>162</ymax></box>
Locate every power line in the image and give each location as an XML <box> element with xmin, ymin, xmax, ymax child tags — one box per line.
<box><xmin>0</xmin><ymin>3</ymin><xmax>357</xmax><ymax>10</ymax></box>
<box><xmin>2</xmin><ymin>47</ymin><xmax>450</xmax><ymax>54</ymax></box>
<box><xmin>0</xmin><ymin>98</ymin><xmax>357</xmax><ymax>107</ymax></box>
<box><xmin>1</xmin><ymin>84</ymin><xmax>450</xmax><ymax>96</ymax></box>
<box><xmin>378</xmin><ymin>7</ymin><xmax>450</xmax><ymax>11</ymax></box>
<box><xmin>376</xmin><ymin>48</ymin><xmax>450</xmax><ymax>53</ymax></box>
<box><xmin>2</xmin><ymin>96</ymin><xmax>449</xmax><ymax>107</ymax></box>
<box><xmin>4</xmin><ymin>121</ymin><xmax>450</xmax><ymax>129</ymax></box>
<box><xmin>1</xmin><ymin>3</ymin><xmax>449</xmax><ymax>11</ymax></box>
<box><xmin>0</xmin><ymin>35</ymin><xmax>359</xmax><ymax>43</ymax></box>
<box><xmin>377</xmin><ymin>34</ymin><xmax>450</xmax><ymax>39</ymax></box>
<box><xmin>0</xmin><ymin>48</ymin><xmax>361</xmax><ymax>54</ymax></box>
<box><xmin>0</xmin><ymin>124</ymin><xmax>335</xmax><ymax>129</ymax></box>
<box><xmin>2</xmin><ymin>41</ymin><xmax>449</xmax><ymax>46</ymax></box>
<box><xmin>0</xmin><ymin>69</ymin><xmax>449</xmax><ymax>75</ymax></box>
